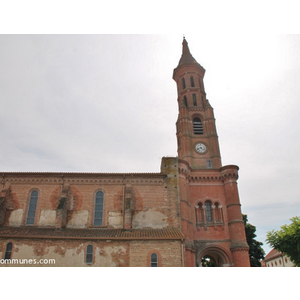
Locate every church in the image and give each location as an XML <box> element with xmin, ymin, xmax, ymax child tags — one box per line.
<box><xmin>0</xmin><ymin>38</ymin><xmax>250</xmax><ymax>267</ymax></box>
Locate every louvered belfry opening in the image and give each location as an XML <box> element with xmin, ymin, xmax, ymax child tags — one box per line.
<box><xmin>193</xmin><ymin>117</ymin><xmax>203</xmax><ymax>134</ymax></box>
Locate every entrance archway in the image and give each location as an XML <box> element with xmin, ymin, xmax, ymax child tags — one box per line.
<box><xmin>197</xmin><ymin>245</ymin><xmax>232</xmax><ymax>267</ymax></box>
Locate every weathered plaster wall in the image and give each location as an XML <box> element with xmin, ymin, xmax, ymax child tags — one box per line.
<box><xmin>0</xmin><ymin>239</ymin><xmax>182</xmax><ymax>267</ymax></box>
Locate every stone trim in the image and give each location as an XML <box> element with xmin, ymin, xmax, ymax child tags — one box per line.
<box><xmin>228</xmin><ymin>219</ymin><xmax>244</xmax><ymax>225</ymax></box>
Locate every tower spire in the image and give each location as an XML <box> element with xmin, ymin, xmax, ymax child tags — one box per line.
<box><xmin>177</xmin><ymin>37</ymin><xmax>199</xmax><ymax>67</ymax></box>
<box><xmin>174</xmin><ymin>38</ymin><xmax>250</xmax><ymax>267</ymax></box>
<box><xmin>173</xmin><ymin>38</ymin><xmax>220</xmax><ymax>170</ymax></box>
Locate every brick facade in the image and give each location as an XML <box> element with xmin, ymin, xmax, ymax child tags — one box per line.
<box><xmin>0</xmin><ymin>238</ymin><xmax>183</xmax><ymax>267</ymax></box>
<box><xmin>0</xmin><ymin>38</ymin><xmax>250</xmax><ymax>267</ymax></box>
<box><xmin>0</xmin><ymin>158</ymin><xmax>184</xmax><ymax>267</ymax></box>
<box><xmin>173</xmin><ymin>38</ymin><xmax>250</xmax><ymax>267</ymax></box>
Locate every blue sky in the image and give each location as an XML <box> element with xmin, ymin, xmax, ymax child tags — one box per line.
<box><xmin>1</xmin><ymin>34</ymin><xmax>300</xmax><ymax>255</ymax></box>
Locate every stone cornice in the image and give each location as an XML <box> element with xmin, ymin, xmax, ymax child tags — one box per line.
<box><xmin>230</xmin><ymin>242</ymin><xmax>249</xmax><ymax>252</ymax></box>
<box><xmin>188</xmin><ymin>175</ymin><xmax>222</xmax><ymax>183</ymax></box>
<box><xmin>226</xmin><ymin>203</ymin><xmax>242</xmax><ymax>209</ymax></box>
<box><xmin>179</xmin><ymin>164</ymin><xmax>239</xmax><ymax>183</ymax></box>
<box><xmin>220</xmin><ymin>165</ymin><xmax>239</xmax><ymax>182</ymax></box>
<box><xmin>228</xmin><ymin>219</ymin><xmax>244</xmax><ymax>225</ymax></box>
<box><xmin>178</xmin><ymin>160</ymin><xmax>223</xmax><ymax>183</ymax></box>
<box><xmin>1</xmin><ymin>172</ymin><xmax>164</xmax><ymax>177</ymax></box>
<box><xmin>2</xmin><ymin>175</ymin><xmax>165</xmax><ymax>185</ymax></box>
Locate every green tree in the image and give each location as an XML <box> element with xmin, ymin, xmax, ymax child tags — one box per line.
<box><xmin>266</xmin><ymin>216</ymin><xmax>300</xmax><ymax>267</ymax></box>
<box><xmin>243</xmin><ymin>214</ymin><xmax>265</xmax><ymax>267</ymax></box>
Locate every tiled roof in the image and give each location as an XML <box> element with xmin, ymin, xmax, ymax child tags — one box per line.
<box><xmin>0</xmin><ymin>226</ymin><xmax>185</xmax><ymax>241</ymax></box>
<box><xmin>264</xmin><ymin>248</ymin><xmax>282</xmax><ymax>261</ymax></box>
<box><xmin>177</xmin><ymin>38</ymin><xmax>199</xmax><ymax>67</ymax></box>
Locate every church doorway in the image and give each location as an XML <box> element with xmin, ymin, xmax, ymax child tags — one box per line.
<box><xmin>197</xmin><ymin>246</ymin><xmax>232</xmax><ymax>267</ymax></box>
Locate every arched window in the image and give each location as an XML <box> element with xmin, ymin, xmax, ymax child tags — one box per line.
<box><xmin>205</xmin><ymin>201</ymin><xmax>213</xmax><ymax>222</ymax></box>
<box><xmin>192</xmin><ymin>94</ymin><xmax>197</xmax><ymax>106</ymax></box>
<box><xmin>150</xmin><ymin>253</ymin><xmax>158</xmax><ymax>267</ymax></box>
<box><xmin>94</xmin><ymin>191</ymin><xmax>104</xmax><ymax>226</ymax></box>
<box><xmin>86</xmin><ymin>244</ymin><xmax>93</xmax><ymax>264</ymax></box>
<box><xmin>190</xmin><ymin>76</ymin><xmax>195</xmax><ymax>87</ymax></box>
<box><xmin>4</xmin><ymin>242</ymin><xmax>13</xmax><ymax>260</ymax></box>
<box><xmin>26</xmin><ymin>190</ymin><xmax>38</xmax><ymax>225</ymax></box>
<box><xmin>193</xmin><ymin>117</ymin><xmax>203</xmax><ymax>135</ymax></box>
<box><xmin>182</xmin><ymin>77</ymin><xmax>186</xmax><ymax>89</ymax></box>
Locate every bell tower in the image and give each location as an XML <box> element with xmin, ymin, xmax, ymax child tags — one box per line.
<box><xmin>174</xmin><ymin>38</ymin><xmax>250</xmax><ymax>267</ymax></box>
<box><xmin>173</xmin><ymin>38</ymin><xmax>221</xmax><ymax>170</ymax></box>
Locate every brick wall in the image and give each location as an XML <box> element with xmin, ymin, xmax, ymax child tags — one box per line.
<box><xmin>0</xmin><ymin>160</ymin><xmax>180</xmax><ymax>230</ymax></box>
<box><xmin>0</xmin><ymin>239</ymin><xmax>183</xmax><ymax>267</ymax></box>
<box><xmin>129</xmin><ymin>240</ymin><xmax>183</xmax><ymax>267</ymax></box>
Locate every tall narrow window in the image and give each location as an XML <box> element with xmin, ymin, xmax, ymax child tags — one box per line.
<box><xmin>190</xmin><ymin>76</ymin><xmax>195</xmax><ymax>87</ymax></box>
<box><xmin>183</xmin><ymin>95</ymin><xmax>188</xmax><ymax>107</ymax></box>
<box><xmin>192</xmin><ymin>94</ymin><xmax>197</xmax><ymax>106</ymax></box>
<box><xmin>206</xmin><ymin>159</ymin><xmax>212</xmax><ymax>169</ymax></box>
<box><xmin>193</xmin><ymin>117</ymin><xmax>203</xmax><ymax>135</ymax></box>
<box><xmin>94</xmin><ymin>191</ymin><xmax>104</xmax><ymax>226</ymax></box>
<box><xmin>182</xmin><ymin>77</ymin><xmax>186</xmax><ymax>89</ymax></box>
<box><xmin>86</xmin><ymin>244</ymin><xmax>93</xmax><ymax>264</ymax></box>
<box><xmin>26</xmin><ymin>190</ymin><xmax>38</xmax><ymax>225</ymax></box>
<box><xmin>151</xmin><ymin>253</ymin><xmax>158</xmax><ymax>267</ymax></box>
<box><xmin>205</xmin><ymin>201</ymin><xmax>213</xmax><ymax>222</ymax></box>
<box><xmin>4</xmin><ymin>242</ymin><xmax>13</xmax><ymax>260</ymax></box>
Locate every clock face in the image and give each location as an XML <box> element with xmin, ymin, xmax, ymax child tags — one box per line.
<box><xmin>195</xmin><ymin>142</ymin><xmax>206</xmax><ymax>153</ymax></box>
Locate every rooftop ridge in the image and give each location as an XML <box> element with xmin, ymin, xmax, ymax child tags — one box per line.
<box><xmin>0</xmin><ymin>226</ymin><xmax>185</xmax><ymax>241</ymax></box>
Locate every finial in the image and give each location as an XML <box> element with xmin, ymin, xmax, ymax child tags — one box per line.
<box><xmin>183</xmin><ymin>34</ymin><xmax>185</xmax><ymax>40</ymax></box>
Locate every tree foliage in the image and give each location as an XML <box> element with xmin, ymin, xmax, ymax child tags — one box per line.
<box><xmin>243</xmin><ymin>214</ymin><xmax>265</xmax><ymax>267</ymax></box>
<box><xmin>266</xmin><ymin>216</ymin><xmax>300</xmax><ymax>267</ymax></box>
